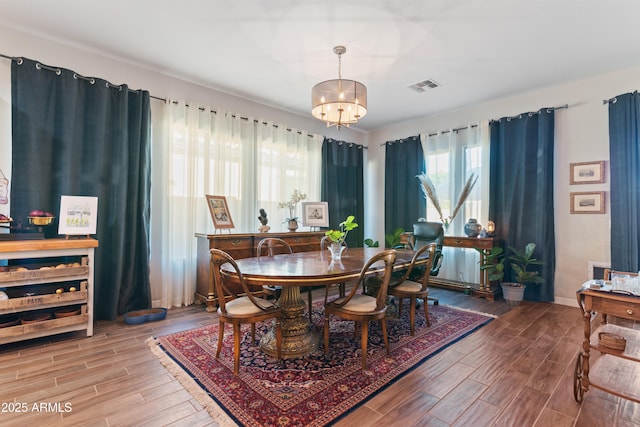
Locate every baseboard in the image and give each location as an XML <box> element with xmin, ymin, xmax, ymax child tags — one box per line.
<box><xmin>553</xmin><ymin>295</ymin><xmax>576</xmax><ymax>307</ymax></box>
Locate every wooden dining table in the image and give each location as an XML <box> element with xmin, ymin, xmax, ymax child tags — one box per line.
<box><xmin>220</xmin><ymin>247</ymin><xmax>426</xmax><ymax>358</ymax></box>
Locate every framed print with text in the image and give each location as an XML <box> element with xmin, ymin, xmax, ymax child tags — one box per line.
<box><xmin>58</xmin><ymin>195</ymin><xmax>99</xmax><ymax>235</ymax></box>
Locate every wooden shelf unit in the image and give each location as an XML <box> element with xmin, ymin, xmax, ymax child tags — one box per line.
<box><xmin>0</xmin><ymin>238</ymin><xmax>98</xmax><ymax>344</ymax></box>
<box><xmin>575</xmin><ymin>285</ymin><xmax>640</xmax><ymax>403</ymax></box>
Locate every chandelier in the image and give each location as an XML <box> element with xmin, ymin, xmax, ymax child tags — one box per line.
<box><xmin>311</xmin><ymin>46</ymin><xmax>367</xmax><ymax>129</ymax></box>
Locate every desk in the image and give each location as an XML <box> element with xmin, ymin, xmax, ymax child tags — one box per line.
<box><xmin>401</xmin><ymin>233</ymin><xmax>501</xmax><ymax>300</ymax></box>
<box><xmin>220</xmin><ymin>247</ymin><xmax>422</xmax><ymax>358</ymax></box>
<box><xmin>575</xmin><ymin>284</ymin><xmax>640</xmax><ymax>403</ymax></box>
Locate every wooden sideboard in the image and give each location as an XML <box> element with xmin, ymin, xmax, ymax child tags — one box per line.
<box><xmin>401</xmin><ymin>233</ymin><xmax>502</xmax><ymax>300</ymax></box>
<box><xmin>195</xmin><ymin>231</ymin><xmax>325</xmax><ymax>311</ymax></box>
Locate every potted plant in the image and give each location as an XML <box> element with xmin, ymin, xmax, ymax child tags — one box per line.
<box><xmin>476</xmin><ymin>242</ymin><xmax>544</xmax><ymax>305</ymax></box>
<box><xmin>325</xmin><ymin>215</ymin><xmax>358</xmax><ymax>261</ymax></box>
<box><xmin>278</xmin><ymin>189</ymin><xmax>307</xmax><ymax>231</ymax></box>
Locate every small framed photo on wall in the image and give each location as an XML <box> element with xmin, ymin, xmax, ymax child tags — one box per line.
<box><xmin>206</xmin><ymin>195</ymin><xmax>235</xmax><ymax>229</ymax></box>
<box><xmin>570</xmin><ymin>161</ymin><xmax>605</xmax><ymax>185</ymax></box>
<box><xmin>570</xmin><ymin>191</ymin><xmax>605</xmax><ymax>214</ymax></box>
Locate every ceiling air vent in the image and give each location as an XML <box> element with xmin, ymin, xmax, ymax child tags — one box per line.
<box><xmin>409</xmin><ymin>79</ymin><xmax>440</xmax><ymax>93</ymax></box>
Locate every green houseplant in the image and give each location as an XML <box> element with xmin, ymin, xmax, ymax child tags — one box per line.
<box><xmin>476</xmin><ymin>242</ymin><xmax>544</xmax><ymax>305</ymax></box>
<box><xmin>325</xmin><ymin>215</ymin><xmax>358</xmax><ymax>261</ymax></box>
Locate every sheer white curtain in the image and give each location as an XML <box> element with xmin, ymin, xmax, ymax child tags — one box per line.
<box><xmin>255</xmin><ymin>121</ymin><xmax>323</xmax><ymax>230</ymax></box>
<box><xmin>158</xmin><ymin>100</ymin><xmax>255</xmax><ymax>307</ymax></box>
<box><xmin>420</xmin><ymin>122</ymin><xmax>490</xmax><ymax>284</ymax></box>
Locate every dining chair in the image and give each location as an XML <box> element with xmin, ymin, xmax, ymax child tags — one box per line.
<box><xmin>410</xmin><ymin>221</ymin><xmax>444</xmax><ymax>306</ymax></box>
<box><xmin>388</xmin><ymin>242</ymin><xmax>437</xmax><ymax>335</ymax></box>
<box><xmin>323</xmin><ymin>249</ymin><xmax>397</xmax><ymax>369</ymax></box>
<box><xmin>210</xmin><ymin>248</ymin><xmax>282</xmax><ymax>375</ymax></box>
<box><xmin>320</xmin><ymin>235</ymin><xmax>347</xmax><ymax>302</ymax></box>
<box><xmin>256</xmin><ymin>237</ymin><xmax>293</xmax><ymax>300</ymax></box>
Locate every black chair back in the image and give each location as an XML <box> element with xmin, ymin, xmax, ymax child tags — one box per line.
<box><xmin>412</xmin><ymin>222</ymin><xmax>444</xmax><ymax>276</ymax></box>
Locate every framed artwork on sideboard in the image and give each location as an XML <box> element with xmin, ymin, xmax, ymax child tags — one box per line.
<box><xmin>301</xmin><ymin>202</ymin><xmax>329</xmax><ymax>227</ymax></box>
<box><xmin>206</xmin><ymin>195</ymin><xmax>235</xmax><ymax>229</ymax></box>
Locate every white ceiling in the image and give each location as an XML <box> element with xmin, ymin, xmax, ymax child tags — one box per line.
<box><xmin>1</xmin><ymin>0</ymin><xmax>640</xmax><ymax>131</ymax></box>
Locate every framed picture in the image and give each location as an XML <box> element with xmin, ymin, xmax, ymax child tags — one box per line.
<box><xmin>301</xmin><ymin>202</ymin><xmax>329</xmax><ymax>227</ymax></box>
<box><xmin>58</xmin><ymin>195</ymin><xmax>98</xmax><ymax>235</ymax></box>
<box><xmin>570</xmin><ymin>191</ymin><xmax>605</xmax><ymax>214</ymax></box>
<box><xmin>570</xmin><ymin>161</ymin><xmax>605</xmax><ymax>184</ymax></box>
<box><xmin>206</xmin><ymin>195</ymin><xmax>235</xmax><ymax>229</ymax></box>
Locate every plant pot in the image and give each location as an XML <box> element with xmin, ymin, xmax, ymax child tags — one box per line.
<box><xmin>501</xmin><ymin>282</ymin><xmax>525</xmax><ymax>306</ymax></box>
<box><xmin>287</xmin><ymin>219</ymin><xmax>298</xmax><ymax>232</ymax></box>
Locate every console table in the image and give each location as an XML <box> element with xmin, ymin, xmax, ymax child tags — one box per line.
<box><xmin>195</xmin><ymin>231</ymin><xmax>325</xmax><ymax>311</ymax></box>
<box><xmin>401</xmin><ymin>233</ymin><xmax>501</xmax><ymax>300</ymax></box>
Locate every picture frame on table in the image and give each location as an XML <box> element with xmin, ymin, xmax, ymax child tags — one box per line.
<box><xmin>570</xmin><ymin>161</ymin><xmax>605</xmax><ymax>184</ymax></box>
<box><xmin>206</xmin><ymin>195</ymin><xmax>235</xmax><ymax>229</ymax></box>
<box><xmin>570</xmin><ymin>191</ymin><xmax>605</xmax><ymax>214</ymax></box>
<box><xmin>301</xmin><ymin>202</ymin><xmax>329</xmax><ymax>227</ymax></box>
<box><xmin>58</xmin><ymin>195</ymin><xmax>99</xmax><ymax>235</ymax></box>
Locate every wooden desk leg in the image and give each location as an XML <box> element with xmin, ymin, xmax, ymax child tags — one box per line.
<box><xmin>260</xmin><ymin>286</ymin><xmax>319</xmax><ymax>358</ymax></box>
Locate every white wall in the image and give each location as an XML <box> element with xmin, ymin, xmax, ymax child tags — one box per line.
<box><xmin>368</xmin><ymin>66</ymin><xmax>640</xmax><ymax>306</ymax></box>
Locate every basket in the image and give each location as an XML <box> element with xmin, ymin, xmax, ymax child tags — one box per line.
<box><xmin>599</xmin><ymin>332</ymin><xmax>627</xmax><ymax>351</ymax></box>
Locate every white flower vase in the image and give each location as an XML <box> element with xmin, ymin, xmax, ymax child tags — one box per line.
<box><xmin>328</xmin><ymin>243</ymin><xmax>346</xmax><ymax>262</ymax></box>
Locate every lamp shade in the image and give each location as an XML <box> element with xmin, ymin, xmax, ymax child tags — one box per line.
<box><xmin>311</xmin><ymin>79</ymin><xmax>367</xmax><ymax>128</ymax></box>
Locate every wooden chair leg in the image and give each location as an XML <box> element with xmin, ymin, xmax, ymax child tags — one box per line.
<box><xmin>409</xmin><ymin>297</ymin><xmax>416</xmax><ymax>336</ymax></box>
<box><xmin>308</xmin><ymin>289</ymin><xmax>313</xmax><ymax>322</ymax></box>
<box><xmin>216</xmin><ymin>321</ymin><xmax>224</xmax><ymax>358</ymax></box>
<box><xmin>423</xmin><ymin>296</ymin><xmax>431</xmax><ymax>327</ymax></box>
<box><xmin>233</xmin><ymin>322</ymin><xmax>241</xmax><ymax>375</ymax></box>
<box><xmin>323</xmin><ymin>314</ymin><xmax>330</xmax><ymax>355</ymax></box>
<box><xmin>251</xmin><ymin>323</ymin><xmax>256</xmax><ymax>344</ymax></box>
<box><xmin>361</xmin><ymin>320</ymin><xmax>369</xmax><ymax>369</ymax></box>
<box><xmin>380</xmin><ymin>318</ymin><xmax>390</xmax><ymax>355</ymax></box>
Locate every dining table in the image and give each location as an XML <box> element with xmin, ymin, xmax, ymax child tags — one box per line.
<box><xmin>219</xmin><ymin>247</ymin><xmax>427</xmax><ymax>358</ymax></box>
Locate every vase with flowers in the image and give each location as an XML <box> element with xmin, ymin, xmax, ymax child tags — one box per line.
<box><xmin>278</xmin><ymin>189</ymin><xmax>307</xmax><ymax>231</ymax></box>
<box><xmin>325</xmin><ymin>215</ymin><xmax>358</xmax><ymax>261</ymax></box>
<box><xmin>417</xmin><ymin>172</ymin><xmax>478</xmax><ymax>234</ymax></box>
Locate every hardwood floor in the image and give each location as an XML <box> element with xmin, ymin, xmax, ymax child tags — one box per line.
<box><xmin>0</xmin><ymin>288</ymin><xmax>636</xmax><ymax>426</ymax></box>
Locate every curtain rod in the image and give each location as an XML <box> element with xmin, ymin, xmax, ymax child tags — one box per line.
<box><xmin>1</xmin><ymin>53</ymin><xmax>321</xmax><ymax>139</ymax></box>
<box><xmin>381</xmin><ymin>104</ymin><xmax>569</xmax><ymax>147</ymax></box>
<box><xmin>603</xmin><ymin>97</ymin><xmax>617</xmax><ymax>105</ymax></box>
<box><xmin>492</xmin><ymin>104</ymin><xmax>569</xmax><ymax>122</ymax></box>
<box><xmin>165</xmin><ymin>100</ymin><xmax>318</xmax><ymax>138</ymax></box>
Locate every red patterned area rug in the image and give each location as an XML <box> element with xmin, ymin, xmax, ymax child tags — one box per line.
<box><xmin>149</xmin><ymin>304</ymin><xmax>494</xmax><ymax>427</ymax></box>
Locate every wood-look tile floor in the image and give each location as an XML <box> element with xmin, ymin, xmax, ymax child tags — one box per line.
<box><xmin>0</xmin><ymin>288</ymin><xmax>636</xmax><ymax>426</ymax></box>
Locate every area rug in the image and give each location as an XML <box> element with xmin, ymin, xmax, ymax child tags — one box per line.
<box><xmin>149</xmin><ymin>304</ymin><xmax>494</xmax><ymax>427</ymax></box>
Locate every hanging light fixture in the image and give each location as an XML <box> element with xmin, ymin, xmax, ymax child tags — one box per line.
<box><xmin>311</xmin><ymin>46</ymin><xmax>367</xmax><ymax>129</ymax></box>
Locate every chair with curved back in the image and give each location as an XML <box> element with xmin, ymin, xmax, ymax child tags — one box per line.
<box><xmin>210</xmin><ymin>248</ymin><xmax>282</xmax><ymax>375</ymax></box>
<box><xmin>388</xmin><ymin>242</ymin><xmax>437</xmax><ymax>335</ymax></box>
<box><xmin>257</xmin><ymin>237</ymin><xmax>293</xmax><ymax>300</ymax></box>
<box><xmin>323</xmin><ymin>249</ymin><xmax>397</xmax><ymax>369</ymax></box>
